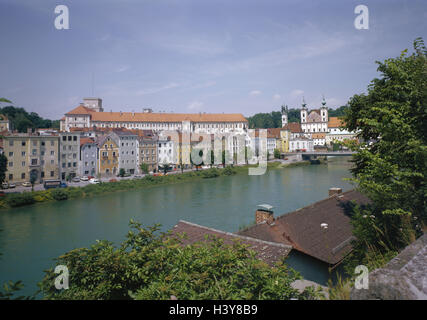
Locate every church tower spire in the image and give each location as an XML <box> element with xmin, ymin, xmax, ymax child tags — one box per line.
<box><xmin>281</xmin><ymin>104</ymin><xmax>288</xmax><ymax>127</ymax></box>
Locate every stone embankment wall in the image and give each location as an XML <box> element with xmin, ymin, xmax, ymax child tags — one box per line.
<box><xmin>351</xmin><ymin>233</ymin><xmax>427</xmax><ymax>300</ymax></box>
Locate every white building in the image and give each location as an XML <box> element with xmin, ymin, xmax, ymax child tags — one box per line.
<box><xmin>300</xmin><ymin>98</ymin><xmax>329</xmax><ymax>134</ymax></box>
<box><xmin>61</xmin><ymin>98</ymin><xmax>248</xmax><ymax>134</ymax></box>
<box><xmin>289</xmin><ymin>137</ymin><xmax>314</xmax><ymax>152</ymax></box>
<box><xmin>326</xmin><ymin>117</ymin><xmax>357</xmax><ymax>146</ymax></box>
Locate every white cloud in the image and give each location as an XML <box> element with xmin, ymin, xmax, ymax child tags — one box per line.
<box><xmin>135</xmin><ymin>82</ymin><xmax>180</xmax><ymax>96</ymax></box>
<box><xmin>249</xmin><ymin>90</ymin><xmax>262</xmax><ymax>96</ymax></box>
<box><xmin>290</xmin><ymin>89</ymin><xmax>304</xmax><ymax>97</ymax></box>
<box><xmin>187</xmin><ymin>100</ymin><xmax>204</xmax><ymax>110</ymax></box>
<box><xmin>273</xmin><ymin>94</ymin><xmax>281</xmax><ymax>100</ymax></box>
<box><xmin>116</xmin><ymin>65</ymin><xmax>130</xmax><ymax>73</ymax></box>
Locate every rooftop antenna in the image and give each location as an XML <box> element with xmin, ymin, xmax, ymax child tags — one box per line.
<box><xmin>91</xmin><ymin>71</ymin><xmax>95</xmax><ymax>96</ymax></box>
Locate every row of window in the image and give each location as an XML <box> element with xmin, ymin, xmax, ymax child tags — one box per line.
<box><xmin>8</xmin><ymin>140</ymin><xmax>56</xmax><ymax>147</ymax></box>
<box><xmin>8</xmin><ymin>171</ymin><xmax>56</xmax><ymax>180</ymax></box>
<box><xmin>8</xmin><ymin>159</ymin><xmax>56</xmax><ymax>167</ymax></box>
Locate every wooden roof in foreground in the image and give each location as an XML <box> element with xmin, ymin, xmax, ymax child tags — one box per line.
<box><xmin>169</xmin><ymin>220</ymin><xmax>292</xmax><ymax>266</ymax></box>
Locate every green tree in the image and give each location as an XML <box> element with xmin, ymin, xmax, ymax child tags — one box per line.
<box><xmin>30</xmin><ymin>170</ymin><xmax>37</xmax><ymax>191</ymax></box>
<box><xmin>159</xmin><ymin>163</ymin><xmax>171</xmax><ymax>175</ymax></box>
<box><xmin>343</xmin><ymin>38</ymin><xmax>427</xmax><ymax>262</ymax></box>
<box><xmin>139</xmin><ymin>163</ymin><xmax>149</xmax><ymax>174</ymax></box>
<box><xmin>119</xmin><ymin>168</ymin><xmax>126</xmax><ymax>177</ymax></box>
<box><xmin>0</xmin><ymin>154</ymin><xmax>7</xmax><ymax>184</ymax></box>
<box><xmin>39</xmin><ymin>221</ymin><xmax>322</xmax><ymax>300</ymax></box>
<box><xmin>274</xmin><ymin>148</ymin><xmax>281</xmax><ymax>159</ymax></box>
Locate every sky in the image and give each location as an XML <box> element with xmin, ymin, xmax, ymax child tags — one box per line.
<box><xmin>0</xmin><ymin>0</ymin><xmax>426</xmax><ymax>120</ymax></box>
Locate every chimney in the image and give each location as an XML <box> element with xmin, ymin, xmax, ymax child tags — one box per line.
<box><xmin>255</xmin><ymin>204</ymin><xmax>274</xmax><ymax>225</ymax></box>
<box><xmin>329</xmin><ymin>187</ymin><xmax>342</xmax><ymax>197</ymax></box>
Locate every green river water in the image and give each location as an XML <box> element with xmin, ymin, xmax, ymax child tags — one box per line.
<box><xmin>0</xmin><ymin>157</ymin><xmax>354</xmax><ymax>297</ymax></box>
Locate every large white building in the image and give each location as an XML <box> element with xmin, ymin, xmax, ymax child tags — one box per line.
<box><xmin>300</xmin><ymin>98</ymin><xmax>329</xmax><ymax>134</ymax></box>
<box><xmin>61</xmin><ymin>98</ymin><xmax>248</xmax><ymax>134</ymax></box>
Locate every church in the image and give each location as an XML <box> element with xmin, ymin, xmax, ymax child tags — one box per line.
<box><xmin>281</xmin><ymin>97</ymin><xmax>329</xmax><ymax>133</ymax></box>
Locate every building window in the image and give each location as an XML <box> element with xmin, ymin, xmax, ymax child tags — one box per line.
<box><xmin>9</xmin><ymin>174</ymin><xmax>13</xmax><ymax>180</ymax></box>
<box><xmin>8</xmin><ymin>152</ymin><xmax>13</xmax><ymax>157</ymax></box>
<box><xmin>21</xmin><ymin>173</ymin><xmax>25</xmax><ymax>179</ymax></box>
<box><xmin>8</xmin><ymin>162</ymin><xmax>13</xmax><ymax>167</ymax></box>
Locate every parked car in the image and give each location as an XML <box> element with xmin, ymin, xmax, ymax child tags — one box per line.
<box><xmin>2</xmin><ymin>182</ymin><xmax>9</xmax><ymax>189</ymax></box>
<box><xmin>72</xmin><ymin>177</ymin><xmax>81</xmax><ymax>182</ymax></box>
<box><xmin>22</xmin><ymin>182</ymin><xmax>32</xmax><ymax>187</ymax></box>
<box><xmin>0</xmin><ymin>191</ymin><xmax>5</xmax><ymax>197</ymax></box>
<box><xmin>9</xmin><ymin>183</ymin><xmax>16</xmax><ymax>188</ymax></box>
<box><xmin>89</xmin><ymin>178</ymin><xmax>100</xmax><ymax>184</ymax></box>
<box><xmin>60</xmin><ymin>182</ymin><xmax>68</xmax><ymax>188</ymax></box>
<box><xmin>81</xmin><ymin>176</ymin><xmax>89</xmax><ymax>181</ymax></box>
<box><xmin>133</xmin><ymin>175</ymin><xmax>143</xmax><ymax>179</ymax></box>
<box><xmin>87</xmin><ymin>175</ymin><xmax>94</xmax><ymax>180</ymax></box>
<box><xmin>109</xmin><ymin>178</ymin><xmax>117</xmax><ymax>182</ymax></box>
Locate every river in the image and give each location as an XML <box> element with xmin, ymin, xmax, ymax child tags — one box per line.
<box><xmin>0</xmin><ymin>157</ymin><xmax>354</xmax><ymax>297</ymax></box>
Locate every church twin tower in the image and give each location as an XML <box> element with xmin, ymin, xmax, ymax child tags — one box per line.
<box><xmin>281</xmin><ymin>97</ymin><xmax>329</xmax><ymax>133</ymax></box>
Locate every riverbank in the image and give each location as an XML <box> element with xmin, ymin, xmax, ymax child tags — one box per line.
<box><xmin>0</xmin><ymin>162</ymin><xmax>292</xmax><ymax>210</ymax></box>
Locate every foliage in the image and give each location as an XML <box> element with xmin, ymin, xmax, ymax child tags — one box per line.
<box><xmin>223</xmin><ymin>166</ymin><xmax>236</xmax><ymax>176</ymax></box>
<box><xmin>0</xmin><ymin>106</ymin><xmax>59</xmax><ymax>132</ymax></box>
<box><xmin>343</xmin><ymin>38</ymin><xmax>427</xmax><ymax>265</ymax></box>
<box><xmin>39</xmin><ymin>221</ymin><xmax>322</xmax><ymax>300</ymax></box>
<box><xmin>247</xmin><ymin>106</ymin><xmax>347</xmax><ymax>129</ymax></box>
<box><xmin>139</xmin><ymin>163</ymin><xmax>149</xmax><ymax>174</ymax></box>
<box><xmin>119</xmin><ymin>168</ymin><xmax>126</xmax><ymax>177</ymax></box>
<box><xmin>273</xmin><ymin>148</ymin><xmax>281</xmax><ymax>159</ymax></box>
<box><xmin>51</xmin><ymin>188</ymin><xmax>68</xmax><ymax>201</ymax></box>
<box><xmin>6</xmin><ymin>192</ymin><xmax>35</xmax><ymax>207</ymax></box>
<box><xmin>0</xmin><ymin>281</ymin><xmax>33</xmax><ymax>300</ymax></box>
<box><xmin>0</xmin><ymin>154</ymin><xmax>7</xmax><ymax>185</ymax></box>
<box><xmin>201</xmin><ymin>168</ymin><xmax>220</xmax><ymax>179</ymax></box>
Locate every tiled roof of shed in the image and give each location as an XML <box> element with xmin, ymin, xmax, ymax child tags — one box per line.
<box><xmin>170</xmin><ymin>220</ymin><xmax>292</xmax><ymax>266</ymax></box>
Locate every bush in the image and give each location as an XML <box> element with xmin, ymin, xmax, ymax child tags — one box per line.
<box><xmin>222</xmin><ymin>166</ymin><xmax>236</xmax><ymax>176</ymax></box>
<box><xmin>39</xmin><ymin>221</ymin><xmax>322</xmax><ymax>300</ymax></box>
<box><xmin>202</xmin><ymin>168</ymin><xmax>220</xmax><ymax>179</ymax></box>
<box><xmin>6</xmin><ymin>192</ymin><xmax>35</xmax><ymax>207</ymax></box>
<box><xmin>51</xmin><ymin>189</ymin><xmax>68</xmax><ymax>201</ymax></box>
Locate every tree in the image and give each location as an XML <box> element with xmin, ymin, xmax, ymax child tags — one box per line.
<box><xmin>30</xmin><ymin>170</ymin><xmax>37</xmax><ymax>191</ymax></box>
<box><xmin>0</xmin><ymin>154</ymin><xmax>7</xmax><ymax>185</ymax></box>
<box><xmin>274</xmin><ymin>148</ymin><xmax>281</xmax><ymax>159</ymax></box>
<box><xmin>343</xmin><ymin>38</ymin><xmax>427</xmax><ymax>260</ymax></box>
<box><xmin>158</xmin><ymin>163</ymin><xmax>171</xmax><ymax>175</ymax></box>
<box><xmin>139</xmin><ymin>163</ymin><xmax>149</xmax><ymax>174</ymax></box>
<box><xmin>39</xmin><ymin>221</ymin><xmax>322</xmax><ymax>300</ymax></box>
<box><xmin>119</xmin><ymin>168</ymin><xmax>126</xmax><ymax>177</ymax></box>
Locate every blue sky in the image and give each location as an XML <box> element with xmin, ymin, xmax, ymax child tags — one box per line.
<box><xmin>0</xmin><ymin>0</ymin><xmax>426</xmax><ymax>119</ymax></box>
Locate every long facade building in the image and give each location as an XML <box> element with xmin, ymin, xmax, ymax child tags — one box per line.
<box><xmin>61</xmin><ymin>98</ymin><xmax>248</xmax><ymax>134</ymax></box>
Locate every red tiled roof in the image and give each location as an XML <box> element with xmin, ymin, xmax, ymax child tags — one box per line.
<box><xmin>170</xmin><ymin>220</ymin><xmax>292</xmax><ymax>266</ymax></box>
<box><xmin>65</xmin><ymin>105</ymin><xmax>94</xmax><ymax>115</ymax></box>
<box><xmin>328</xmin><ymin>117</ymin><xmax>345</xmax><ymax>128</ymax></box>
<box><xmin>65</xmin><ymin>105</ymin><xmax>247</xmax><ymax>123</ymax></box>
<box><xmin>238</xmin><ymin>190</ymin><xmax>371</xmax><ymax>265</ymax></box>
<box><xmin>282</xmin><ymin>122</ymin><xmax>303</xmax><ymax>133</ymax></box>
<box><xmin>80</xmin><ymin>137</ymin><xmax>95</xmax><ymax>146</ymax></box>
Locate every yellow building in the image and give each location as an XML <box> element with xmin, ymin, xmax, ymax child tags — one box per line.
<box><xmin>3</xmin><ymin>133</ymin><xmax>60</xmax><ymax>184</ymax></box>
<box><xmin>97</xmin><ymin>134</ymin><xmax>119</xmax><ymax>177</ymax></box>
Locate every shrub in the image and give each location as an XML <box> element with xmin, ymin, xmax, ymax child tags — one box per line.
<box><xmin>222</xmin><ymin>166</ymin><xmax>236</xmax><ymax>176</ymax></box>
<box><xmin>202</xmin><ymin>168</ymin><xmax>220</xmax><ymax>179</ymax></box>
<box><xmin>6</xmin><ymin>192</ymin><xmax>35</xmax><ymax>207</ymax></box>
<box><xmin>39</xmin><ymin>221</ymin><xmax>322</xmax><ymax>300</ymax></box>
<box><xmin>51</xmin><ymin>188</ymin><xmax>68</xmax><ymax>201</ymax></box>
